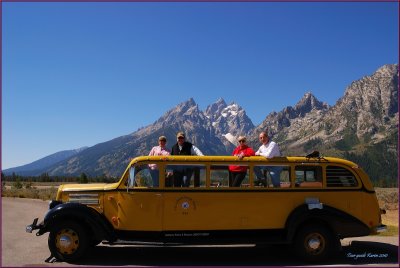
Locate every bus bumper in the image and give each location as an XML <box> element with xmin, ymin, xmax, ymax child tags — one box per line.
<box><xmin>375</xmin><ymin>224</ymin><xmax>387</xmax><ymax>233</ymax></box>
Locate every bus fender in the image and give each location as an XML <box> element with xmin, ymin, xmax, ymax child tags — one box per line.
<box><xmin>39</xmin><ymin>202</ymin><xmax>116</xmax><ymax>242</ymax></box>
<box><xmin>285</xmin><ymin>203</ymin><xmax>370</xmax><ymax>241</ymax></box>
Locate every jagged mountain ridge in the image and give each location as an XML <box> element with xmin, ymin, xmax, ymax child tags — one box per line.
<box><xmin>253</xmin><ymin>92</ymin><xmax>330</xmax><ymax>137</ymax></box>
<box><xmin>328</xmin><ymin>64</ymin><xmax>398</xmax><ymax>141</ymax></box>
<box><xmin>3</xmin><ymin>147</ymin><xmax>88</xmax><ymax>176</ymax></box>
<box><xmin>249</xmin><ymin>64</ymin><xmax>398</xmax><ymax>153</ymax></box>
<box><xmin>5</xmin><ymin>64</ymin><xmax>398</xmax><ymax>181</ymax></box>
<box><xmin>51</xmin><ymin>97</ymin><xmax>255</xmax><ymax>177</ymax></box>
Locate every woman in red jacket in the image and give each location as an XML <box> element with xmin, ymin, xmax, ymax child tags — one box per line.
<box><xmin>228</xmin><ymin>136</ymin><xmax>255</xmax><ymax>187</ymax></box>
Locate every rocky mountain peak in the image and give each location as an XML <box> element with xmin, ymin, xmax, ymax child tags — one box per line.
<box><xmin>221</xmin><ymin>102</ymin><xmax>240</xmax><ymax>118</ymax></box>
<box><xmin>152</xmin><ymin>98</ymin><xmax>205</xmax><ymax>130</ymax></box>
<box><xmin>203</xmin><ymin>99</ymin><xmax>254</xmax><ymax>147</ymax></box>
<box><xmin>177</xmin><ymin>97</ymin><xmax>197</xmax><ymax>111</ymax></box>
<box><xmin>205</xmin><ymin>98</ymin><xmax>227</xmax><ymax>120</ymax></box>
<box><xmin>294</xmin><ymin>92</ymin><xmax>329</xmax><ymax>116</ymax></box>
<box><xmin>216</xmin><ymin>97</ymin><xmax>226</xmax><ymax>105</ymax></box>
<box><xmin>374</xmin><ymin>63</ymin><xmax>398</xmax><ymax>77</ymax></box>
<box><xmin>330</xmin><ymin>64</ymin><xmax>398</xmax><ymax>140</ymax></box>
<box><xmin>253</xmin><ymin>90</ymin><xmax>331</xmax><ymax>143</ymax></box>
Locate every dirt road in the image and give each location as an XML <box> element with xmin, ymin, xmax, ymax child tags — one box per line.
<box><xmin>1</xmin><ymin>197</ymin><xmax>398</xmax><ymax>267</ymax></box>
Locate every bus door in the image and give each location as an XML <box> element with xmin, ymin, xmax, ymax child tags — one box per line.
<box><xmin>117</xmin><ymin>164</ymin><xmax>163</xmax><ymax>231</ymax></box>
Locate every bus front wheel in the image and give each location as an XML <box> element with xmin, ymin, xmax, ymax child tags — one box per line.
<box><xmin>48</xmin><ymin>220</ymin><xmax>89</xmax><ymax>262</ymax></box>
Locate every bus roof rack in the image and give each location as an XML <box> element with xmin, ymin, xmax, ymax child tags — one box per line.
<box><xmin>306</xmin><ymin>151</ymin><xmax>320</xmax><ymax>158</ymax></box>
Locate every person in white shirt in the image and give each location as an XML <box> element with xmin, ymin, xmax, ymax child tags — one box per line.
<box><xmin>254</xmin><ymin>131</ymin><xmax>282</xmax><ymax>187</ymax></box>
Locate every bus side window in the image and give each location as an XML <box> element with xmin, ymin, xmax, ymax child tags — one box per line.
<box><xmin>253</xmin><ymin>165</ymin><xmax>290</xmax><ymax>188</ymax></box>
<box><xmin>326</xmin><ymin>165</ymin><xmax>358</xmax><ymax>187</ymax></box>
<box><xmin>165</xmin><ymin>165</ymin><xmax>206</xmax><ymax>188</ymax></box>
<box><xmin>134</xmin><ymin>164</ymin><xmax>154</xmax><ymax>188</ymax></box>
<box><xmin>295</xmin><ymin>166</ymin><xmax>322</xmax><ymax>188</ymax></box>
<box><xmin>210</xmin><ymin>165</ymin><xmax>230</xmax><ymax>187</ymax></box>
<box><xmin>279</xmin><ymin>167</ymin><xmax>291</xmax><ymax>188</ymax></box>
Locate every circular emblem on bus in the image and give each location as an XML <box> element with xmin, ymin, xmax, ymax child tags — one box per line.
<box><xmin>175</xmin><ymin>197</ymin><xmax>196</xmax><ymax>212</ymax></box>
<box><xmin>182</xmin><ymin>202</ymin><xmax>190</xmax><ymax>209</ymax></box>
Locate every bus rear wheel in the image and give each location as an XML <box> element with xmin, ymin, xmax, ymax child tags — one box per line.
<box><xmin>294</xmin><ymin>224</ymin><xmax>338</xmax><ymax>262</ymax></box>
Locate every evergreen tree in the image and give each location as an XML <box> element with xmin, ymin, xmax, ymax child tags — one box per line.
<box><xmin>79</xmin><ymin>173</ymin><xmax>88</xmax><ymax>184</ymax></box>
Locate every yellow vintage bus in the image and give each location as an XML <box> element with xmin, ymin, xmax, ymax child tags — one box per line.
<box><xmin>27</xmin><ymin>153</ymin><xmax>386</xmax><ymax>262</ymax></box>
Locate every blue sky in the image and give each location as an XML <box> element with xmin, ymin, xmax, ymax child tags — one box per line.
<box><xmin>2</xmin><ymin>1</ymin><xmax>399</xmax><ymax>169</ymax></box>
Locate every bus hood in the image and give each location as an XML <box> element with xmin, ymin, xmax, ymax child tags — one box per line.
<box><xmin>59</xmin><ymin>182</ymin><xmax>119</xmax><ymax>192</ymax></box>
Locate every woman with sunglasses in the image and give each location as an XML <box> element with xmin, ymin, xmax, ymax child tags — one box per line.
<box><xmin>228</xmin><ymin>136</ymin><xmax>255</xmax><ymax>187</ymax></box>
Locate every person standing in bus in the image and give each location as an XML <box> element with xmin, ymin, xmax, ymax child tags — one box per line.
<box><xmin>254</xmin><ymin>131</ymin><xmax>282</xmax><ymax>187</ymax></box>
<box><xmin>148</xmin><ymin>136</ymin><xmax>170</xmax><ymax>187</ymax></box>
<box><xmin>171</xmin><ymin>132</ymin><xmax>204</xmax><ymax>187</ymax></box>
<box><xmin>229</xmin><ymin>136</ymin><xmax>255</xmax><ymax>187</ymax></box>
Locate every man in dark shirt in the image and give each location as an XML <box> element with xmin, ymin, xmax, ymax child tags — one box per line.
<box><xmin>171</xmin><ymin>132</ymin><xmax>203</xmax><ymax>187</ymax></box>
<box><xmin>171</xmin><ymin>132</ymin><xmax>203</xmax><ymax>156</ymax></box>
